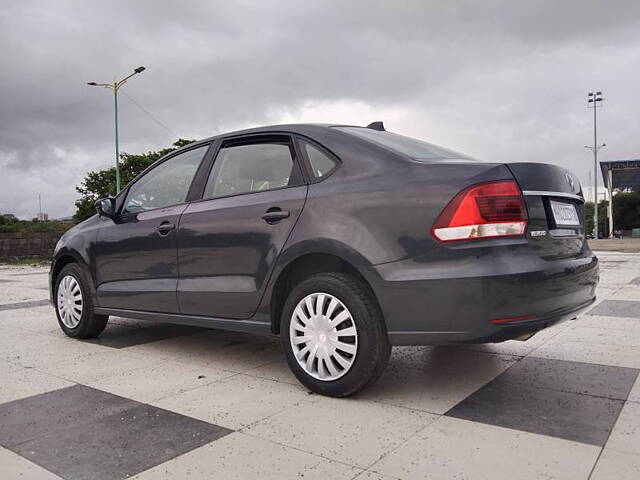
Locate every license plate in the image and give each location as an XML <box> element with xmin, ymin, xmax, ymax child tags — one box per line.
<box><xmin>550</xmin><ymin>200</ymin><xmax>580</xmax><ymax>226</ymax></box>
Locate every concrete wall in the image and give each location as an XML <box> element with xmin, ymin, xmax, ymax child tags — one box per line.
<box><xmin>0</xmin><ymin>232</ymin><xmax>62</xmax><ymax>259</ymax></box>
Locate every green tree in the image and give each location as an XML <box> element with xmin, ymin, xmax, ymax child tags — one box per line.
<box><xmin>613</xmin><ymin>191</ymin><xmax>640</xmax><ymax>230</ymax></box>
<box><xmin>585</xmin><ymin>193</ymin><xmax>640</xmax><ymax>236</ymax></box>
<box><xmin>0</xmin><ymin>214</ymin><xmax>70</xmax><ymax>233</ymax></box>
<box><xmin>584</xmin><ymin>201</ymin><xmax>609</xmax><ymax>236</ymax></box>
<box><xmin>585</xmin><ymin>201</ymin><xmax>594</xmax><ymax>235</ymax></box>
<box><xmin>73</xmin><ymin>139</ymin><xmax>194</xmax><ymax>222</ymax></box>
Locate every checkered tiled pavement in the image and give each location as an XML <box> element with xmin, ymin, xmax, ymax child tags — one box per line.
<box><xmin>1</xmin><ymin>253</ymin><xmax>639</xmax><ymax>479</ymax></box>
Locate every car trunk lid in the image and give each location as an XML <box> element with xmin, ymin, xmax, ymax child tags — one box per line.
<box><xmin>507</xmin><ymin>163</ymin><xmax>586</xmax><ymax>259</ymax></box>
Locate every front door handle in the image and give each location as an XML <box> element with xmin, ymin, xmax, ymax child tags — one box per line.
<box><xmin>157</xmin><ymin>221</ymin><xmax>176</xmax><ymax>235</ymax></box>
<box><xmin>262</xmin><ymin>208</ymin><xmax>290</xmax><ymax>223</ymax></box>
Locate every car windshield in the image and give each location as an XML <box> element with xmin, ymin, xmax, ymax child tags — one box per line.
<box><xmin>334</xmin><ymin>126</ymin><xmax>478</xmax><ymax>161</ymax></box>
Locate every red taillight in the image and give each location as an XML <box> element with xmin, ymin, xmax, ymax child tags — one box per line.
<box><xmin>432</xmin><ymin>180</ymin><xmax>528</xmax><ymax>242</ymax></box>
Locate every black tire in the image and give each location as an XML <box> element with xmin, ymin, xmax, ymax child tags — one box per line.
<box><xmin>54</xmin><ymin>263</ymin><xmax>108</xmax><ymax>339</ymax></box>
<box><xmin>280</xmin><ymin>272</ymin><xmax>391</xmax><ymax>397</ymax></box>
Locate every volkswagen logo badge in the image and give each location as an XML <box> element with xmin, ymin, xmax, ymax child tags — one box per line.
<box><xmin>565</xmin><ymin>172</ymin><xmax>575</xmax><ymax>190</ymax></box>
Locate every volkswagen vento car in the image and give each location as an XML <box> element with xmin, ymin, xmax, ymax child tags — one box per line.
<box><xmin>50</xmin><ymin>122</ymin><xmax>598</xmax><ymax>396</ymax></box>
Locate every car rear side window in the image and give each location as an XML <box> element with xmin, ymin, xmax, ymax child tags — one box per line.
<box><xmin>123</xmin><ymin>145</ymin><xmax>208</xmax><ymax>213</ymax></box>
<box><xmin>334</xmin><ymin>126</ymin><xmax>477</xmax><ymax>161</ymax></box>
<box><xmin>303</xmin><ymin>142</ymin><xmax>337</xmax><ymax>179</ymax></box>
<box><xmin>204</xmin><ymin>142</ymin><xmax>296</xmax><ymax>199</ymax></box>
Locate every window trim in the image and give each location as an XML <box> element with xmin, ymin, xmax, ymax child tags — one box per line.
<box><xmin>117</xmin><ymin>142</ymin><xmax>214</xmax><ymax>217</ymax></box>
<box><xmin>193</xmin><ymin>134</ymin><xmax>305</xmax><ymax>203</ymax></box>
<box><xmin>293</xmin><ymin>136</ymin><xmax>342</xmax><ymax>184</ymax></box>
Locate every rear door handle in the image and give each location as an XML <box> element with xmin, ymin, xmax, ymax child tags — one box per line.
<box><xmin>157</xmin><ymin>221</ymin><xmax>176</xmax><ymax>235</ymax></box>
<box><xmin>262</xmin><ymin>209</ymin><xmax>290</xmax><ymax>223</ymax></box>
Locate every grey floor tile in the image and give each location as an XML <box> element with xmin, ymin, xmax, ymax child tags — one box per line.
<box><xmin>0</xmin><ymin>299</ymin><xmax>50</xmax><ymax>311</ymax></box>
<box><xmin>588</xmin><ymin>300</ymin><xmax>640</xmax><ymax>318</ymax></box>
<box><xmin>7</xmin><ymin>271</ymin><xmax>49</xmax><ymax>276</ymax></box>
<box><xmin>446</xmin><ymin>370</ymin><xmax>625</xmax><ymax>446</ymax></box>
<box><xmin>0</xmin><ymin>385</ymin><xmax>135</xmax><ymax>446</ymax></box>
<box><xmin>0</xmin><ymin>385</ymin><xmax>231</xmax><ymax>480</ymax></box>
<box><xmin>495</xmin><ymin>357</ymin><xmax>638</xmax><ymax>400</ymax></box>
<box><xmin>13</xmin><ymin>403</ymin><xmax>230</xmax><ymax>480</ymax></box>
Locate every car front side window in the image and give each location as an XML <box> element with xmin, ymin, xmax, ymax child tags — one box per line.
<box><xmin>203</xmin><ymin>142</ymin><xmax>296</xmax><ymax>199</ymax></box>
<box><xmin>123</xmin><ymin>145</ymin><xmax>208</xmax><ymax>213</ymax></box>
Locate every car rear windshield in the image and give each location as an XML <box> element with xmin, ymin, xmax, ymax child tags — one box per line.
<box><xmin>334</xmin><ymin>126</ymin><xmax>478</xmax><ymax>161</ymax></box>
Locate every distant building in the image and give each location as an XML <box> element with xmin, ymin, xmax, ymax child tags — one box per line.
<box><xmin>36</xmin><ymin>212</ymin><xmax>49</xmax><ymax>221</ymax></box>
<box><xmin>599</xmin><ymin>159</ymin><xmax>640</xmax><ymax>238</ymax></box>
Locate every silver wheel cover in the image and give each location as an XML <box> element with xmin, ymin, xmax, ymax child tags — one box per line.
<box><xmin>289</xmin><ymin>292</ymin><xmax>358</xmax><ymax>381</ymax></box>
<box><xmin>57</xmin><ymin>275</ymin><xmax>83</xmax><ymax>329</ymax></box>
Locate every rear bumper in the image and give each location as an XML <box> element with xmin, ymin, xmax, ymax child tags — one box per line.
<box><xmin>363</xmin><ymin>246</ymin><xmax>599</xmax><ymax>346</ymax></box>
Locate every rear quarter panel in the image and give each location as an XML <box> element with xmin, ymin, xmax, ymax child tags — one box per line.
<box><xmin>287</xmin><ymin>157</ymin><xmax>516</xmax><ymax>266</ymax></box>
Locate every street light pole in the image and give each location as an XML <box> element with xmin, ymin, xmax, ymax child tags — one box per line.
<box><xmin>587</xmin><ymin>91</ymin><xmax>603</xmax><ymax>238</ymax></box>
<box><xmin>114</xmin><ymin>86</ymin><xmax>120</xmax><ymax>193</ymax></box>
<box><xmin>88</xmin><ymin>66</ymin><xmax>146</xmax><ymax>194</ymax></box>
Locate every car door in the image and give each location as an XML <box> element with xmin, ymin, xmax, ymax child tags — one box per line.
<box><xmin>94</xmin><ymin>144</ymin><xmax>211</xmax><ymax>313</ymax></box>
<box><xmin>177</xmin><ymin>135</ymin><xmax>307</xmax><ymax>319</ymax></box>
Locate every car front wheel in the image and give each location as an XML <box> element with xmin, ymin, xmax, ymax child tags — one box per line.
<box><xmin>55</xmin><ymin>263</ymin><xmax>108</xmax><ymax>339</ymax></box>
<box><xmin>280</xmin><ymin>272</ymin><xmax>391</xmax><ymax>397</ymax></box>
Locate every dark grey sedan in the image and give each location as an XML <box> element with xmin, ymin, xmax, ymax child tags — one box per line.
<box><xmin>50</xmin><ymin>122</ymin><xmax>598</xmax><ymax>396</ymax></box>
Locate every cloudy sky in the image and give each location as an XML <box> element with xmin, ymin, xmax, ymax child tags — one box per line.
<box><xmin>1</xmin><ymin>0</ymin><xmax>639</xmax><ymax>219</ymax></box>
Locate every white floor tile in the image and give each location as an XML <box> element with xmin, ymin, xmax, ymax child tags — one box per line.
<box><xmin>0</xmin><ymin>446</ymin><xmax>62</xmax><ymax>479</ymax></box>
<box><xmin>126</xmin><ymin>333</ymin><xmax>282</xmax><ymax>373</ymax></box>
<box><xmin>530</xmin><ymin>339</ymin><xmax>640</xmax><ymax>369</ymax></box>
<box><xmin>359</xmin><ymin>367</ymin><xmax>492</xmax><ymax>414</ymax></box>
<box><xmin>245</xmin><ymin>395</ymin><xmax>437</xmax><ymax>468</ymax></box>
<box><xmin>371</xmin><ymin>416</ymin><xmax>600</xmax><ymax>480</ymax></box>
<box><xmin>153</xmin><ymin>374</ymin><xmax>309</xmax><ymax>430</ymax></box>
<box><xmin>132</xmin><ymin>432</ymin><xmax>360</xmax><ymax>480</ymax></box>
<box><xmin>38</xmin><ymin>349</ymin><xmax>158</xmax><ymax>383</ymax></box>
<box><xmin>606</xmin><ymin>402</ymin><xmax>640</xmax><ymax>455</ymax></box>
<box><xmin>0</xmin><ymin>365</ymin><xmax>73</xmax><ymax>404</ymax></box>
<box><xmin>577</xmin><ymin>315</ymin><xmax>640</xmax><ymax>332</ymax></box>
<box><xmin>88</xmin><ymin>361</ymin><xmax>235</xmax><ymax>403</ymax></box>
<box><xmin>629</xmin><ymin>376</ymin><xmax>640</xmax><ymax>403</ymax></box>
<box><xmin>591</xmin><ymin>448</ymin><xmax>640</xmax><ymax>480</ymax></box>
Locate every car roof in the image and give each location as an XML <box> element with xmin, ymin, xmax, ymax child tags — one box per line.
<box><xmin>186</xmin><ymin>123</ymin><xmax>353</xmax><ymax>149</ymax></box>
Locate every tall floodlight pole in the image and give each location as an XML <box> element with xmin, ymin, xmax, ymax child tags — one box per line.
<box><xmin>587</xmin><ymin>91</ymin><xmax>604</xmax><ymax>238</ymax></box>
<box><xmin>87</xmin><ymin>66</ymin><xmax>146</xmax><ymax>194</ymax></box>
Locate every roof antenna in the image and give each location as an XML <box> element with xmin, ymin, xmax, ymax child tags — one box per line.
<box><xmin>366</xmin><ymin>121</ymin><xmax>385</xmax><ymax>131</ymax></box>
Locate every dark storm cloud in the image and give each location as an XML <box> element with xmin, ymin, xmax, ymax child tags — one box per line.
<box><xmin>1</xmin><ymin>0</ymin><xmax>640</xmax><ymax>218</ymax></box>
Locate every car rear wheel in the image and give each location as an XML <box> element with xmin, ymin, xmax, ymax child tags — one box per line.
<box><xmin>55</xmin><ymin>264</ymin><xmax>108</xmax><ymax>339</ymax></box>
<box><xmin>281</xmin><ymin>272</ymin><xmax>391</xmax><ymax>397</ymax></box>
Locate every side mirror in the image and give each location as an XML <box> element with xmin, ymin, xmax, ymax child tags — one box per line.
<box><xmin>95</xmin><ymin>198</ymin><xmax>116</xmax><ymax>218</ymax></box>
